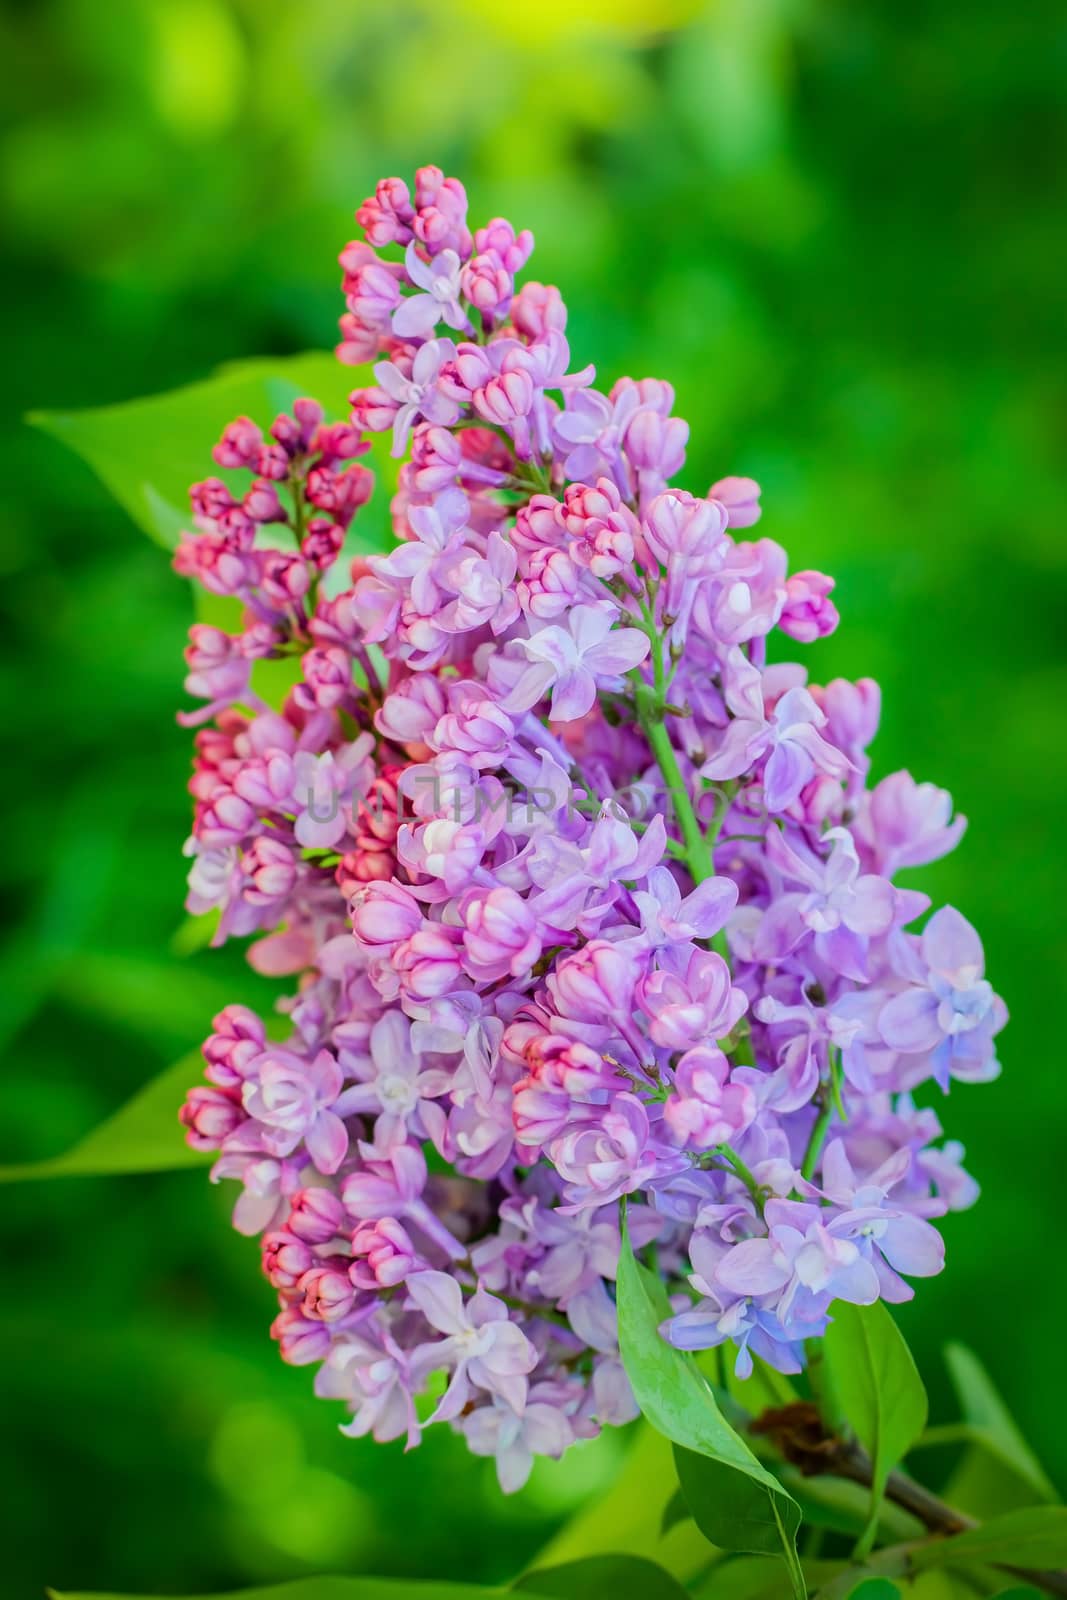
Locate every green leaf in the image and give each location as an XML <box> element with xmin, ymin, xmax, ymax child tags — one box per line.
<box><xmin>661</xmin><ymin>1485</ymin><xmax>690</xmax><ymax>1535</ymax></box>
<box><xmin>527</xmin><ymin>1422</ymin><xmax>712</xmax><ymax>1584</ymax></box>
<box><xmin>29</xmin><ymin>352</ymin><xmax>350</xmax><ymax>549</ymax></box>
<box><xmin>512</xmin><ymin>1554</ymin><xmax>690</xmax><ymax>1598</ymax></box>
<box><xmin>0</xmin><ymin>1052</ymin><xmax>207</xmax><ymax>1182</ymax></box>
<box><xmin>837</xmin><ymin>1582</ymin><xmax>901</xmax><ymax>1600</ymax></box>
<box><xmin>48</xmin><ymin>1579</ymin><xmax>570</xmax><ymax>1600</ymax></box>
<box><xmin>943</xmin><ymin>1344</ymin><xmax>1058</xmax><ymax>1504</ymax></box>
<box><xmin>812</xmin><ymin>1549</ymin><xmax>910</xmax><ymax>1600</ymax></box>
<box><xmin>615</xmin><ymin>1220</ymin><xmax>805</xmax><ymax>1599</ymax></box>
<box><xmin>675</xmin><ymin>1444</ymin><xmax>795</xmax><ymax>1558</ymax></box>
<box><xmin>824</xmin><ymin>1301</ymin><xmax>928</xmax><ymax>1558</ymax></box>
<box><xmin>690</xmin><ymin>1558</ymin><xmax>845</xmax><ymax>1600</ymax></box>
<box><xmin>911</xmin><ymin>1506</ymin><xmax>1067</xmax><ymax>1572</ymax></box>
<box><xmin>776</xmin><ymin>1467</ymin><xmax>921</xmax><ymax>1544</ymax></box>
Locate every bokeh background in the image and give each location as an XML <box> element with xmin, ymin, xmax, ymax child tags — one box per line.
<box><xmin>2</xmin><ymin>0</ymin><xmax>1065</xmax><ymax>1595</ymax></box>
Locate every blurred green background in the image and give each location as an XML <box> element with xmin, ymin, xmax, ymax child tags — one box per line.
<box><xmin>2</xmin><ymin>0</ymin><xmax>1065</xmax><ymax>1595</ymax></box>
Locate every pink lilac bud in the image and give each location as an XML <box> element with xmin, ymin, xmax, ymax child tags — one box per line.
<box><xmin>474</xmin><ymin>219</ymin><xmax>534</xmax><ymax>274</ymax></box>
<box><xmin>518</xmin><ymin>544</ymin><xmax>583</xmax><ymax>618</ymax></box>
<box><xmin>288</xmin><ymin>1186</ymin><xmax>346</xmax><ymax>1243</ymax></box>
<box><xmin>394</xmin><ymin>923</ymin><xmax>465</xmax><ymax>1000</ymax></box>
<box><xmin>779</xmin><ymin>571</ymin><xmax>839</xmax><ymax>643</ymax></box>
<box><xmin>637</xmin><ymin>949</ymin><xmax>747</xmax><ymax>1051</ymax></box>
<box><xmin>244</xmin><ymin>479</ymin><xmax>286</xmax><ymax>523</ymax></box>
<box><xmin>413</xmin><ymin>165</ymin><xmax>472</xmax><ymax>258</ymax></box>
<box><xmin>306</xmin><ymin>462</ymin><xmax>373</xmax><ymax>522</ymax></box>
<box><xmin>547</xmin><ymin>941</ymin><xmax>639</xmax><ymax>1024</ymax></box>
<box><xmin>512</xmin><ymin>494</ymin><xmax>566</xmax><ymax>552</ymax></box>
<box><xmin>243</xmin><ymin>835</ymin><xmax>298</xmax><ymax>906</ymax></box>
<box><xmin>192</xmin><ymin>477</ymin><xmax>237</xmax><ymax>523</ymax></box>
<box><xmin>663</xmin><ymin>1048</ymin><xmax>757</xmax><ymax>1149</ymax></box>
<box><xmin>214</xmin><ymin>417</ymin><xmax>263</xmax><ymax>469</ymax></box>
<box><xmin>180</xmin><ymin>1085</ymin><xmax>244</xmax><ymax>1149</ymax></box>
<box><xmin>181</xmin><ymin>625</ymin><xmax>251</xmax><ymax>710</ymax></box>
<box><xmin>203</xmin><ymin>1004</ymin><xmax>267</xmax><ymax>1088</ymax></box>
<box><xmin>351</xmin><ymin>880</ymin><xmax>422</xmax><ymax>949</ymax></box>
<box><xmin>294</xmin><ymin>646</ymin><xmax>354</xmax><ymax>713</ymax></box>
<box><xmin>511</xmin><ymin>281</ymin><xmax>566</xmax><ymax>338</ymax></box>
<box><xmin>462</xmin><ymin>888</ymin><xmax>543</xmax><ymax>981</ymax></box>
<box><xmin>357</xmin><ymin>177</ymin><xmax>416</xmax><ymax>248</ymax></box>
<box><xmin>300</xmin><ymin>1265</ymin><xmax>359</xmax><ymax>1323</ymax></box>
<box><xmin>710</xmin><ymin>475</ymin><xmax>762</xmax><ymax>528</ymax></box>
<box><xmin>461</xmin><ymin>252</ymin><xmax>514</xmax><ymax>318</ymax></box>
<box><xmin>272</xmin><ymin>1306</ymin><xmax>332</xmax><ymax>1365</ymax></box>
<box><xmin>624</xmin><ymin>408</ymin><xmax>688</xmax><ymax>489</ymax></box>
<box><xmin>474</xmin><ymin>370</ymin><xmax>535</xmax><ymax>452</ymax></box>
<box><xmin>559</xmin><ymin>479</ymin><xmax>638</xmax><ymax>578</ymax></box>
<box><xmin>262</xmin><ymin>1228</ymin><xmax>313</xmax><ymax>1289</ymax></box>
<box><xmin>302</xmin><ymin>519</ymin><xmax>345</xmax><ymax>571</ymax></box>
<box><xmin>260</xmin><ymin>552</ymin><xmax>311</xmax><ymax>609</ymax></box>
<box><xmin>350</xmin><ymin>1218</ymin><xmax>420</xmax><ymax>1288</ymax></box>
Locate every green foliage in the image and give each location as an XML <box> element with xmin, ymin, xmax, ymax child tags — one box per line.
<box><xmin>910</xmin><ymin>1507</ymin><xmax>1067</xmax><ymax>1573</ymax></box>
<box><xmin>616</xmin><ymin>1222</ymin><xmax>805</xmax><ymax>1598</ymax></box>
<box><xmin>0</xmin><ymin>1052</ymin><xmax>207</xmax><ymax>1182</ymax></box>
<box><xmin>527</xmin><ymin>1423</ymin><xmax>710</xmax><ymax>1584</ymax></box>
<box><xmin>824</xmin><ymin>1302</ymin><xmax>928</xmax><ymax>1557</ymax></box>
<box><xmin>29</xmin><ymin>353</ymin><xmax>350</xmax><ymax>550</ymax></box>
<box><xmin>49</xmin><ymin>1581</ymin><xmax>551</xmax><ymax>1600</ymax></box>
<box><xmin>675</xmin><ymin>1444</ymin><xmax>799</xmax><ymax>1559</ymax></box>
<box><xmin>836</xmin><ymin>1582</ymin><xmax>901</xmax><ymax>1600</ymax></box>
<box><xmin>6</xmin><ymin>0</ymin><xmax>1067</xmax><ymax>1594</ymax></box>
<box><xmin>942</xmin><ymin>1344</ymin><xmax>1058</xmax><ymax>1504</ymax></box>
<box><xmin>725</xmin><ymin>1351</ymin><xmax>800</xmax><ymax>1416</ymax></box>
<box><xmin>512</xmin><ymin>1553</ymin><xmax>690</xmax><ymax>1597</ymax></box>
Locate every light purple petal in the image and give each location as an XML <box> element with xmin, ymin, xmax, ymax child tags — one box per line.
<box><xmin>406</xmin><ymin>1270</ymin><xmax>468</xmax><ymax>1335</ymax></box>
<box><xmin>306</xmin><ymin>1110</ymin><xmax>348</xmax><ymax>1174</ymax></box>
<box><xmin>715</xmin><ymin>1239</ymin><xmax>791</xmax><ymax>1296</ymax></box>
<box><xmin>881</xmin><ymin>1214</ymin><xmax>946</xmax><ymax>1278</ymax></box>
<box><xmin>879</xmin><ymin>988</ymin><xmax>942</xmax><ymax>1052</ymax></box>
<box><xmin>922</xmin><ymin>905</ymin><xmax>984</xmax><ymax>979</ymax></box>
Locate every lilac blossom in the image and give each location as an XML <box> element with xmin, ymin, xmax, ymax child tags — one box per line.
<box><xmin>174</xmin><ymin>167</ymin><xmax>1004</xmax><ymax>1484</ymax></box>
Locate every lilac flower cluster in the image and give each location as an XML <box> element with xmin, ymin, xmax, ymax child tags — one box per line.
<box><xmin>178</xmin><ymin>166</ymin><xmax>1005</xmax><ymax>1489</ymax></box>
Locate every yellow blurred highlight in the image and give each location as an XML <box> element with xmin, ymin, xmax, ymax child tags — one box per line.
<box><xmin>149</xmin><ymin>0</ymin><xmax>246</xmax><ymax>139</ymax></box>
<box><xmin>459</xmin><ymin>0</ymin><xmax>703</xmax><ymax>45</ymax></box>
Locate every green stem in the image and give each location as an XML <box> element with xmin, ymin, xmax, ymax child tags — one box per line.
<box><xmin>713</xmin><ymin>1143</ymin><xmax>764</xmax><ymax>1210</ymax></box>
<box><xmin>800</xmin><ymin>1094</ymin><xmax>834</xmax><ymax>1182</ymax></box>
<box><xmin>639</xmin><ymin>696</ymin><xmax>715</xmax><ymax>883</ymax></box>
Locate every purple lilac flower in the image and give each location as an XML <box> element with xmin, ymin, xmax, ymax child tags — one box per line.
<box><xmin>175</xmin><ymin>168</ymin><xmax>1004</xmax><ymax>1488</ymax></box>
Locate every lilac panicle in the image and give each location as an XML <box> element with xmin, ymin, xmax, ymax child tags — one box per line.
<box><xmin>175</xmin><ymin>165</ymin><xmax>1005</xmax><ymax>1487</ymax></box>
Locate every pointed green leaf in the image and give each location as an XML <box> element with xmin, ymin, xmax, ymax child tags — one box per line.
<box><xmin>616</xmin><ymin>1221</ymin><xmax>805</xmax><ymax>1598</ymax></box>
<box><xmin>661</xmin><ymin>1485</ymin><xmax>691</xmax><ymax>1535</ymax></box>
<box><xmin>29</xmin><ymin>351</ymin><xmax>396</xmax><ymax>561</ymax></box>
<box><xmin>944</xmin><ymin>1343</ymin><xmax>1057</xmax><ymax>1503</ymax></box>
<box><xmin>824</xmin><ymin>1301</ymin><xmax>928</xmax><ymax>1557</ymax></box>
<box><xmin>0</xmin><ymin>1052</ymin><xmax>207</xmax><ymax>1182</ymax></box>
<box><xmin>911</xmin><ymin>1506</ymin><xmax>1067</xmax><ymax>1572</ymax></box>
<box><xmin>676</xmin><ymin>1444</ymin><xmax>801</xmax><ymax>1559</ymax></box>
<box><xmin>29</xmin><ymin>352</ymin><xmax>351</xmax><ymax>549</ymax></box>
<box><xmin>512</xmin><ymin>1554</ymin><xmax>690</xmax><ymax>1598</ymax></box>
